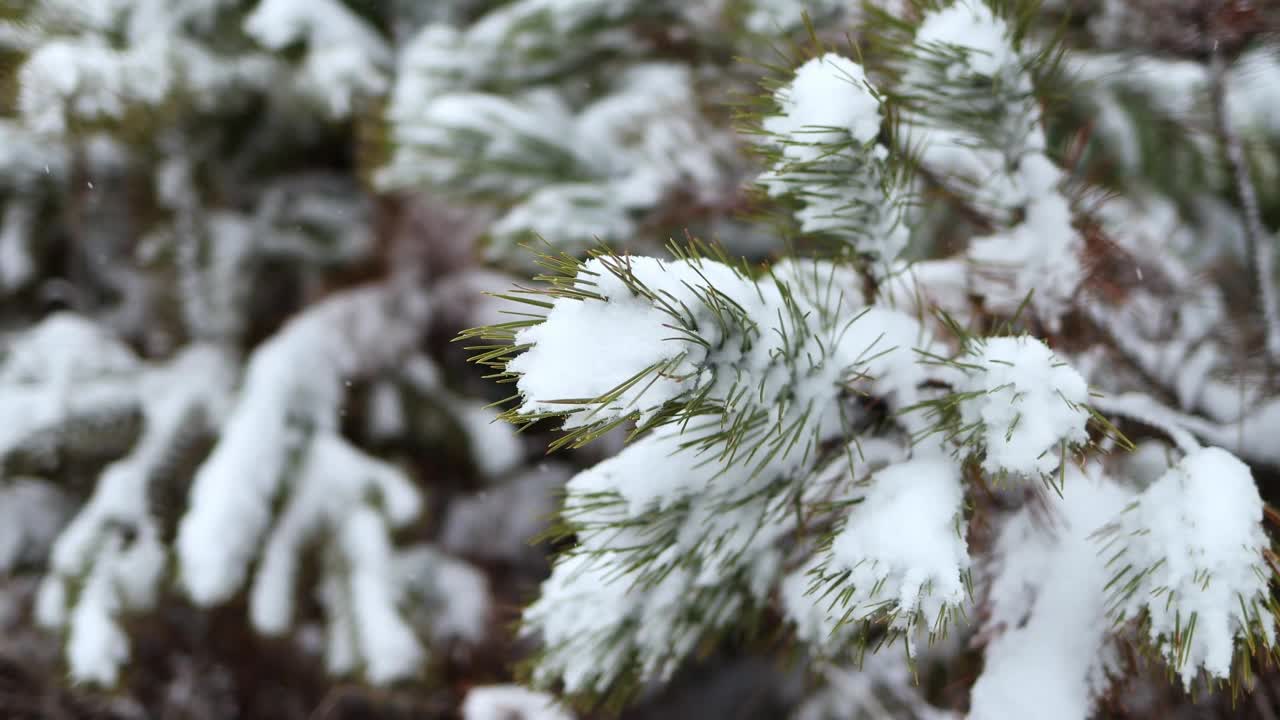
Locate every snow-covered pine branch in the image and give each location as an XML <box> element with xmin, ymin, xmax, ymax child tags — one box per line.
<box><xmin>1</xmin><ymin>0</ymin><xmax>1278</xmax><ymax>715</ymax></box>
<box><xmin>36</xmin><ymin>344</ymin><xmax>235</xmax><ymax>685</ymax></box>
<box><xmin>1099</xmin><ymin>447</ymin><xmax>1275</xmax><ymax>687</ymax></box>
<box><xmin>174</xmin><ymin>282</ymin><xmax>492</xmax><ymax>684</ymax></box>
<box><xmin>377</xmin><ymin>0</ymin><xmax>743</xmax><ymax>264</ymax></box>
<box><xmin>463</xmin><ymin>232</ymin><xmax>1113</xmax><ymax>698</ymax></box>
<box><xmin>462</xmin><ymin>2</ymin><xmax>1280</xmax><ymax>715</ymax></box>
<box><xmin>3</xmin><ymin>280</ymin><xmax>511</xmax><ymax>686</ymax></box>
<box><xmin>756</xmin><ymin>53</ymin><xmax>910</xmax><ymax>265</ymax></box>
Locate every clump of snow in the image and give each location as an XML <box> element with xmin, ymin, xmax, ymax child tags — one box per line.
<box><xmin>914</xmin><ymin>0</ymin><xmax>1017</xmax><ymax>79</ymax></box>
<box><xmin>0</xmin><ymin>313</ymin><xmax>141</xmax><ymax>472</ymax></box>
<box><xmin>967</xmin><ymin>157</ymin><xmax>1084</xmax><ymax>328</ymax></box>
<box><xmin>2</xmin><ymin>312</ymin><xmax>138</xmax><ymax>384</ymax></box>
<box><xmin>758</xmin><ymin>53</ymin><xmax>907</xmax><ymax>261</ymax></box>
<box><xmin>970</xmin><ymin>464</ymin><xmax>1130</xmax><ymax>720</ymax></box>
<box><xmin>1107</xmin><ymin>446</ymin><xmax>1273</xmax><ymax>686</ymax></box>
<box><xmin>244</xmin><ymin>0</ymin><xmax>391</xmax><ymax>117</ymax></box>
<box><xmin>816</xmin><ymin>456</ymin><xmax>969</xmax><ymax>645</ymax></box>
<box><xmin>959</xmin><ymin>336</ymin><xmax>1091</xmax><ymax>478</ymax></box>
<box><xmin>764</xmin><ymin>54</ymin><xmax>883</xmax><ymax>159</ymax></box>
<box><xmin>507</xmin><ymin>256</ymin><xmax>734</xmax><ymax>428</ymax></box>
<box><xmin>463</xmin><ymin>685</ymin><xmax>575</xmax><ymax>720</ymax></box>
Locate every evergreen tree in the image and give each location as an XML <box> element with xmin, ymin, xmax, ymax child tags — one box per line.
<box><xmin>456</xmin><ymin>1</ymin><xmax>1280</xmax><ymax>718</ymax></box>
<box><xmin>1</xmin><ymin>0</ymin><xmax>1279</xmax><ymax>718</ymax></box>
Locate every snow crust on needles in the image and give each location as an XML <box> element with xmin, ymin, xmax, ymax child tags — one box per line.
<box><xmin>763</xmin><ymin>54</ymin><xmax>882</xmax><ymax>159</ymax></box>
<box><xmin>758</xmin><ymin>52</ymin><xmax>908</xmax><ymax>262</ymax></box>
<box><xmin>509</xmin><ymin>255</ymin><xmax>935</xmax><ymax>435</ymax></box>
<box><xmin>914</xmin><ymin>0</ymin><xmax>1018</xmax><ymax>78</ymax></box>
<box><xmin>960</xmin><ymin>336</ymin><xmax>1090</xmax><ymax>477</ymax></box>
<box><xmin>826</xmin><ymin>457</ymin><xmax>969</xmax><ymax>642</ymax></box>
<box><xmin>1112</xmin><ymin>446</ymin><xmax>1273</xmax><ymax>685</ymax></box>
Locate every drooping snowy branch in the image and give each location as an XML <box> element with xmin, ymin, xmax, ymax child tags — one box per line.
<box><xmin>1100</xmin><ymin>446</ymin><xmax>1276</xmax><ymax>687</ymax></box>
<box><xmin>969</xmin><ymin>464</ymin><xmax>1129</xmax><ymax>720</ymax></box>
<box><xmin>36</xmin><ymin>345</ymin><xmax>235</xmax><ymax>685</ymax></box>
<box><xmin>900</xmin><ymin>0</ymin><xmax>1085</xmax><ymax>329</ymax></box>
<box><xmin>169</xmin><ymin>282</ymin><xmax>491</xmax><ymax>683</ymax></box>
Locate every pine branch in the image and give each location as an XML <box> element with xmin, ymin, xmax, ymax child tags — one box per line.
<box><xmin>1207</xmin><ymin>39</ymin><xmax>1280</xmax><ymax>376</ymax></box>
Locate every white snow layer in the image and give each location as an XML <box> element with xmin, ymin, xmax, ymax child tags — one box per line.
<box><xmin>765</xmin><ymin>54</ymin><xmax>883</xmax><ymax>157</ymax></box>
<box><xmin>37</xmin><ymin>344</ymin><xmax>235</xmax><ymax>685</ymax></box>
<box><xmin>510</xmin><ymin>255</ymin><xmax>936</xmax><ymax>435</ymax></box>
<box><xmin>824</xmin><ymin>456</ymin><xmax>969</xmax><ymax>645</ymax></box>
<box><xmin>969</xmin><ymin>465</ymin><xmax>1130</xmax><ymax>720</ymax></box>
<box><xmin>245</xmin><ymin>0</ymin><xmax>391</xmax><ymax>117</ymax></box>
<box><xmin>959</xmin><ymin>336</ymin><xmax>1091</xmax><ymax>478</ymax></box>
<box><xmin>1110</xmin><ymin>446</ymin><xmax>1273</xmax><ymax>686</ymax></box>
<box><xmin>171</xmin><ymin>284</ymin><xmax>478</xmax><ymax>684</ymax></box>
<box><xmin>904</xmin><ymin>1</ymin><xmax>1085</xmax><ymax>328</ymax></box>
<box><xmin>759</xmin><ymin>53</ymin><xmax>907</xmax><ymax>261</ymax></box>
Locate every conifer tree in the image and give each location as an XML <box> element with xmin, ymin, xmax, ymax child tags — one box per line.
<box><xmin>2</xmin><ymin>0</ymin><xmax>1280</xmax><ymax>718</ymax></box>
<box><xmin>455</xmin><ymin>1</ymin><xmax>1280</xmax><ymax>718</ymax></box>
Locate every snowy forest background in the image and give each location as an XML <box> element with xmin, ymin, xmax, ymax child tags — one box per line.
<box><xmin>3</xmin><ymin>0</ymin><xmax>1280</xmax><ymax>718</ymax></box>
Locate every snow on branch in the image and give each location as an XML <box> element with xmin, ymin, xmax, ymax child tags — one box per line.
<box><xmin>757</xmin><ymin>53</ymin><xmax>909</xmax><ymax>264</ymax></box>
<box><xmin>969</xmin><ymin>464</ymin><xmax>1130</xmax><ymax>720</ymax></box>
<box><xmin>36</xmin><ymin>345</ymin><xmax>235</xmax><ymax>685</ymax></box>
<box><xmin>172</xmin><ymin>282</ymin><xmax>486</xmax><ymax>684</ymax></box>
<box><xmin>955</xmin><ymin>336</ymin><xmax>1091</xmax><ymax>480</ymax></box>
<box><xmin>1098</xmin><ymin>446</ymin><xmax>1277</xmax><ymax>687</ymax></box>
<box><xmin>0</xmin><ymin>314</ymin><xmax>141</xmax><ymax>472</ymax></box>
<box><xmin>378</xmin><ymin>0</ymin><xmax>738</xmax><ymax>260</ymax></box>
<box><xmin>244</xmin><ymin>0</ymin><xmax>391</xmax><ymax>117</ymax></box>
<box><xmin>900</xmin><ymin>0</ymin><xmax>1085</xmax><ymax>329</ymax></box>
<box><xmin>472</xmin><ymin>249</ymin><xmax>956</xmax><ymax>693</ymax></box>
<box><xmin>803</xmin><ymin>456</ymin><xmax>970</xmax><ymax>651</ymax></box>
